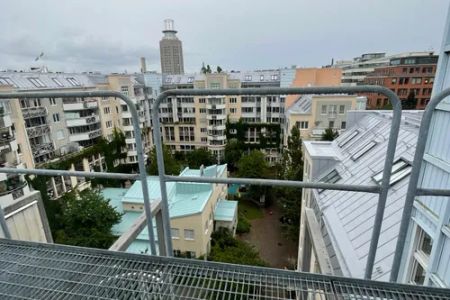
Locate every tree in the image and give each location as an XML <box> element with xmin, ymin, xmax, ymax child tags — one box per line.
<box><xmin>217</xmin><ymin>66</ymin><xmax>223</xmax><ymax>73</ymax></box>
<box><xmin>206</xmin><ymin>64</ymin><xmax>212</xmax><ymax>74</ymax></box>
<box><xmin>403</xmin><ymin>91</ymin><xmax>417</xmax><ymax>110</ymax></box>
<box><xmin>147</xmin><ymin>145</ymin><xmax>181</xmax><ymax>175</ymax></box>
<box><xmin>185</xmin><ymin>148</ymin><xmax>216</xmax><ymax>168</ymax></box>
<box><xmin>208</xmin><ymin>228</ymin><xmax>266</xmax><ymax>266</ymax></box>
<box><xmin>321</xmin><ymin>128</ymin><xmax>339</xmax><ymax>141</ymax></box>
<box><xmin>224</xmin><ymin>138</ymin><xmax>243</xmax><ymax>171</ymax></box>
<box><xmin>55</xmin><ymin>190</ymin><xmax>122</xmax><ymax>249</ymax></box>
<box><xmin>237</xmin><ymin>150</ymin><xmax>269</xmax><ymax>179</ymax></box>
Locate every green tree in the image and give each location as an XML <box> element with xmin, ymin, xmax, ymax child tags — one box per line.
<box><xmin>185</xmin><ymin>148</ymin><xmax>216</xmax><ymax>168</ymax></box>
<box><xmin>217</xmin><ymin>66</ymin><xmax>223</xmax><ymax>73</ymax></box>
<box><xmin>321</xmin><ymin>128</ymin><xmax>339</xmax><ymax>141</ymax></box>
<box><xmin>237</xmin><ymin>150</ymin><xmax>269</xmax><ymax>178</ymax></box>
<box><xmin>147</xmin><ymin>145</ymin><xmax>181</xmax><ymax>175</ymax></box>
<box><xmin>403</xmin><ymin>91</ymin><xmax>417</xmax><ymax>110</ymax></box>
<box><xmin>206</xmin><ymin>64</ymin><xmax>212</xmax><ymax>73</ymax></box>
<box><xmin>55</xmin><ymin>189</ymin><xmax>122</xmax><ymax>249</ymax></box>
<box><xmin>208</xmin><ymin>228</ymin><xmax>266</xmax><ymax>266</ymax></box>
<box><xmin>224</xmin><ymin>138</ymin><xmax>243</xmax><ymax>171</ymax></box>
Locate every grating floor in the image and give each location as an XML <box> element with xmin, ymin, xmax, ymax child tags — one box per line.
<box><xmin>0</xmin><ymin>239</ymin><xmax>448</xmax><ymax>299</ymax></box>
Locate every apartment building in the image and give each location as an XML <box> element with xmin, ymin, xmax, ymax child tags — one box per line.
<box><xmin>394</xmin><ymin>13</ymin><xmax>450</xmax><ymax>288</ymax></box>
<box><xmin>0</xmin><ymin>94</ymin><xmax>52</xmax><ymax>243</ymax></box>
<box><xmin>160</xmin><ymin>19</ymin><xmax>184</xmax><ymax>75</ymax></box>
<box><xmin>150</xmin><ymin>70</ymin><xmax>289</xmax><ymax>163</ymax></box>
<box><xmin>285</xmin><ymin>94</ymin><xmax>367</xmax><ymax>140</ymax></box>
<box><xmin>0</xmin><ymin>71</ymin><xmax>151</xmax><ymax>199</ymax></box>
<box><xmin>298</xmin><ymin>110</ymin><xmax>421</xmax><ymax>280</ymax></box>
<box><xmin>363</xmin><ymin>53</ymin><xmax>437</xmax><ymax>109</ymax></box>
<box><xmin>285</xmin><ymin>68</ymin><xmax>342</xmax><ymax>108</ymax></box>
<box><xmin>102</xmin><ymin>164</ymin><xmax>236</xmax><ymax>257</ymax></box>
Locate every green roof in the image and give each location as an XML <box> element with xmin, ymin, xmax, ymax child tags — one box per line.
<box><xmin>214</xmin><ymin>199</ymin><xmax>238</xmax><ymax>221</ymax></box>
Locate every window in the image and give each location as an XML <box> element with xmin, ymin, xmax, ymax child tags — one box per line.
<box><xmin>56</xmin><ymin>130</ymin><xmax>64</xmax><ymax>140</ymax></box>
<box><xmin>0</xmin><ymin>77</ymin><xmax>16</xmax><ymax>87</ymax></box>
<box><xmin>106</xmin><ymin>121</ymin><xmax>113</xmax><ymax>128</ymax></box>
<box><xmin>339</xmin><ymin>105</ymin><xmax>345</xmax><ymax>114</ymax></box>
<box><xmin>52</xmin><ymin>78</ymin><xmax>64</xmax><ymax>87</ymax></box>
<box><xmin>52</xmin><ymin>113</ymin><xmax>60</xmax><ymax>122</ymax></box>
<box><xmin>210</xmin><ymin>82</ymin><xmax>220</xmax><ymax>89</ymax></box>
<box><xmin>242</xmin><ymin>107</ymin><xmax>253</xmax><ymax>113</ymax></box>
<box><xmin>341</xmin><ymin>121</ymin><xmax>346</xmax><ymax>129</ymax></box>
<box><xmin>187</xmin><ymin>77</ymin><xmax>194</xmax><ymax>83</ymax></box>
<box><xmin>318</xmin><ymin>169</ymin><xmax>341</xmax><ymax>193</ymax></box>
<box><xmin>338</xmin><ymin>130</ymin><xmax>359</xmax><ymax>147</ymax></box>
<box><xmin>199</xmin><ymin>108</ymin><xmax>206</xmax><ymax>113</ymax></box>
<box><xmin>328</xmin><ymin>121</ymin><xmax>335</xmax><ymax>128</ymax></box>
<box><xmin>230</xmin><ymin>108</ymin><xmax>236</xmax><ymax>113</ymax></box>
<box><xmin>229</xmin><ymin>97</ymin><xmax>237</xmax><ymax>103</ymax></box>
<box><xmin>418</xmin><ymin>229</ymin><xmax>433</xmax><ymax>257</ymax></box>
<box><xmin>412</xmin><ymin>77</ymin><xmax>422</xmax><ymax>84</ymax></box>
<box><xmin>199</xmin><ymin>98</ymin><xmax>206</xmax><ymax>104</ymax></box>
<box><xmin>405</xmin><ymin>58</ymin><xmax>415</xmax><ymax>65</ymax></box>
<box><xmin>372</xmin><ymin>158</ymin><xmax>412</xmax><ymax>185</ymax></box>
<box><xmin>229</xmin><ymin>129</ymin><xmax>237</xmax><ymax>134</ymax></box>
<box><xmin>411</xmin><ymin>261</ymin><xmax>425</xmax><ymax>285</ymax></box>
<box><xmin>171</xmin><ymin>228</ymin><xmax>179</xmax><ymax>239</ymax></box>
<box><xmin>271</xmin><ymin>74</ymin><xmax>278</xmax><ymax>81</ymax></box>
<box><xmin>121</xmin><ymin>86</ymin><xmax>129</xmax><ymax>96</ymax></box>
<box><xmin>201</xmin><ymin>137</ymin><xmax>207</xmax><ymax>142</ymax></box>
<box><xmin>184</xmin><ymin>229</ymin><xmax>195</xmax><ymax>240</ymax></box>
<box><xmin>28</xmin><ymin>77</ymin><xmax>46</xmax><ymax>88</ymax></box>
<box><xmin>200</xmin><ymin>128</ymin><xmax>207</xmax><ymax>133</ymax></box>
<box><xmin>260</xmin><ymin>75</ymin><xmax>264</xmax><ymax>81</ymax></box>
<box><xmin>103</xmin><ymin>107</ymin><xmax>110</xmax><ymax>114</ymax></box>
<box><xmin>296</xmin><ymin>121</ymin><xmax>308</xmax><ymax>129</ymax></box>
<box><xmin>49</xmin><ymin>98</ymin><xmax>56</xmax><ymax>105</ymax></box>
<box><xmin>244</xmin><ymin>75</ymin><xmax>252</xmax><ymax>81</ymax></box>
<box><xmin>66</xmin><ymin>77</ymin><xmax>80</xmax><ymax>86</ymax></box>
<box><xmin>321</xmin><ymin>105</ymin><xmax>327</xmax><ymax>114</ymax></box>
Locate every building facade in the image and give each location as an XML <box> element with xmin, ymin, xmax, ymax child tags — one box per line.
<box><xmin>363</xmin><ymin>53</ymin><xmax>437</xmax><ymax>109</ymax></box>
<box><xmin>159</xmin><ymin>19</ymin><xmax>184</xmax><ymax>75</ymax></box>
<box><xmin>285</xmin><ymin>95</ymin><xmax>367</xmax><ymax>140</ymax></box>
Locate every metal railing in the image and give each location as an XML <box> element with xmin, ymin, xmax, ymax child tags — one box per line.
<box><xmin>0</xmin><ymin>86</ymin><xmax>449</xmax><ymax>283</ymax></box>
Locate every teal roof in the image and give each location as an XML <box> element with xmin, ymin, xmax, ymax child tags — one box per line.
<box><xmin>180</xmin><ymin>164</ymin><xmax>227</xmax><ymax>178</ymax></box>
<box><xmin>214</xmin><ymin>200</ymin><xmax>238</xmax><ymax>222</ymax></box>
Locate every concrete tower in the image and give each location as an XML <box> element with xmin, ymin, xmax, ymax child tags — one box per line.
<box><xmin>159</xmin><ymin>19</ymin><xmax>184</xmax><ymax>75</ymax></box>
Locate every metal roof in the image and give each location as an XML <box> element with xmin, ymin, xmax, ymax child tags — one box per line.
<box><xmin>214</xmin><ymin>199</ymin><xmax>238</xmax><ymax>221</ymax></box>
<box><xmin>307</xmin><ymin>111</ymin><xmax>420</xmax><ymax>281</ymax></box>
<box><xmin>0</xmin><ymin>71</ymin><xmax>96</xmax><ymax>90</ymax></box>
<box><xmin>0</xmin><ymin>238</ymin><xmax>448</xmax><ymax>299</ymax></box>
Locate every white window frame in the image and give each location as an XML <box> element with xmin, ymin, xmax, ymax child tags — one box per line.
<box><xmin>321</xmin><ymin>105</ymin><xmax>327</xmax><ymax>115</ymax></box>
<box><xmin>171</xmin><ymin>228</ymin><xmax>180</xmax><ymax>239</ymax></box>
<box><xmin>184</xmin><ymin>229</ymin><xmax>195</xmax><ymax>240</ymax></box>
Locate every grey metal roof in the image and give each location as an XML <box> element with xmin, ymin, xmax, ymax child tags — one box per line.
<box><xmin>0</xmin><ymin>238</ymin><xmax>448</xmax><ymax>299</ymax></box>
<box><xmin>286</xmin><ymin>95</ymin><xmax>313</xmax><ymax>114</ymax></box>
<box><xmin>307</xmin><ymin>111</ymin><xmax>422</xmax><ymax>281</ymax></box>
<box><xmin>0</xmin><ymin>71</ymin><xmax>97</xmax><ymax>90</ymax></box>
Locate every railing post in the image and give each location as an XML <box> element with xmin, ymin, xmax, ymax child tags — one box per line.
<box><xmin>0</xmin><ymin>206</ymin><xmax>11</xmax><ymax>239</ymax></box>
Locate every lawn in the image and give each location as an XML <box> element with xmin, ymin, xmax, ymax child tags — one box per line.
<box><xmin>238</xmin><ymin>200</ymin><xmax>263</xmax><ymax>220</ymax></box>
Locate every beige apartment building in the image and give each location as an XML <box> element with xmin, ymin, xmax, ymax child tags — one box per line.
<box><xmin>285</xmin><ymin>95</ymin><xmax>367</xmax><ymax>141</ymax></box>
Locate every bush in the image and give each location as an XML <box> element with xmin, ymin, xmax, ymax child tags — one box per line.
<box><xmin>236</xmin><ymin>214</ymin><xmax>251</xmax><ymax>234</ymax></box>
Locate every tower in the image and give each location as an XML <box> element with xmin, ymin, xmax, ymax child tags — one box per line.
<box><xmin>159</xmin><ymin>19</ymin><xmax>184</xmax><ymax>75</ymax></box>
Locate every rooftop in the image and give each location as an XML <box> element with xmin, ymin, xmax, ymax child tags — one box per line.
<box><xmin>214</xmin><ymin>199</ymin><xmax>238</xmax><ymax>222</ymax></box>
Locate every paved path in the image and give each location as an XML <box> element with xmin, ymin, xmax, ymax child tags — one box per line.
<box><xmin>238</xmin><ymin>203</ymin><xmax>298</xmax><ymax>269</ymax></box>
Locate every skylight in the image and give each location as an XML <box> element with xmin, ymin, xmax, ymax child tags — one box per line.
<box><xmin>318</xmin><ymin>169</ymin><xmax>341</xmax><ymax>193</ymax></box>
<box><xmin>52</xmin><ymin>78</ymin><xmax>64</xmax><ymax>87</ymax></box>
<box><xmin>338</xmin><ymin>130</ymin><xmax>359</xmax><ymax>147</ymax></box>
<box><xmin>351</xmin><ymin>140</ymin><xmax>377</xmax><ymax>161</ymax></box>
<box><xmin>245</xmin><ymin>75</ymin><xmax>252</xmax><ymax>81</ymax></box>
<box><xmin>28</xmin><ymin>77</ymin><xmax>46</xmax><ymax>88</ymax></box>
<box><xmin>372</xmin><ymin>159</ymin><xmax>412</xmax><ymax>186</ymax></box>
<box><xmin>0</xmin><ymin>77</ymin><xmax>16</xmax><ymax>87</ymax></box>
<box><xmin>66</xmin><ymin>77</ymin><xmax>81</xmax><ymax>86</ymax></box>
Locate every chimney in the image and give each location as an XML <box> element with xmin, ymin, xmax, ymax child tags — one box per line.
<box><xmin>140</xmin><ymin>57</ymin><xmax>147</xmax><ymax>73</ymax></box>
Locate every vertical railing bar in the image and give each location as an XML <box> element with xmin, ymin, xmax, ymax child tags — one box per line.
<box><xmin>0</xmin><ymin>90</ymin><xmax>157</xmax><ymax>255</ymax></box>
<box><xmin>390</xmin><ymin>87</ymin><xmax>450</xmax><ymax>282</ymax></box>
<box><xmin>0</xmin><ymin>206</ymin><xmax>11</xmax><ymax>239</ymax></box>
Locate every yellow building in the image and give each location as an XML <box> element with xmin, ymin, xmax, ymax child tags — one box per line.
<box><xmin>102</xmin><ymin>164</ymin><xmax>238</xmax><ymax>257</ymax></box>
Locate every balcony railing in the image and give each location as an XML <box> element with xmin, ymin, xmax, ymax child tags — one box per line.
<box><xmin>0</xmin><ymin>132</ymin><xmax>14</xmax><ymax>146</ymax></box>
<box><xmin>0</xmin><ymin>88</ymin><xmax>449</xmax><ymax>298</ymax></box>
<box><xmin>30</xmin><ymin>142</ymin><xmax>55</xmax><ymax>157</ymax></box>
<box><xmin>26</xmin><ymin>124</ymin><xmax>50</xmax><ymax>139</ymax></box>
<box><xmin>21</xmin><ymin>107</ymin><xmax>47</xmax><ymax>119</ymax></box>
<box><xmin>0</xmin><ymin>179</ymin><xmax>27</xmax><ymax>199</ymax></box>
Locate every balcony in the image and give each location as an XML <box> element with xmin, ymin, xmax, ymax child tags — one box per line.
<box><xmin>207</xmin><ymin>124</ymin><xmax>226</xmax><ymax>131</ymax></box>
<box><xmin>206</xmin><ymin>103</ymin><xmax>226</xmax><ymax>110</ymax></box>
<box><xmin>66</xmin><ymin>115</ymin><xmax>100</xmax><ymax>127</ymax></box>
<box><xmin>69</xmin><ymin>129</ymin><xmax>102</xmax><ymax>142</ymax></box>
<box><xmin>0</xmin><ymin>131</ymin><xmax>14</xmax><ymax>146</ymax></box>
<box><xmin>30</xmin><ymin>142</ymin><xmax>54</xmax><ymax>157</ymax></box>
<box><xmin>21</xmin><ymin>107</ymin><xmax>47</xmax><ymax>119</ymax></box>
<box><xmin>0</xmin><ymin>239</ymin><xmax>446</xmax><ymax>299</ymax></box>
<box><xmin>63</xmin><ymin>100</ymin><xmax>98</xmax><ymax>111</ymax></box>
<box><xmin>206</xmin><ymin>114</ymin><xmax>226</xmax><ymax>120</ymax></box>
<box><xmin>26</xmin><ymin>125</ymin><xmax>50</xmax><ymax>139</ymax></box>
<box><xmin>207</xmin><ymin>134</ymin><xmax>226</xmax><ymax>141</ymax></box>
<box><xmin>0</xmin><ymin>178</ymin><xmax>27</xmax><ymax>200</ymax></box>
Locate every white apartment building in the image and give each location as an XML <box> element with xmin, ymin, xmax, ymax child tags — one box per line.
<box><xmin>298</xmin><ymin>110</ymin><xmax>421</xmax><ymax>280</ymax></box>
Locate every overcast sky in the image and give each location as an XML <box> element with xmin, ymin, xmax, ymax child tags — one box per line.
<box><xmin>1</xmin><ymin>0</ymin><xmax>449</xmax><ymax>74</ymax></box>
